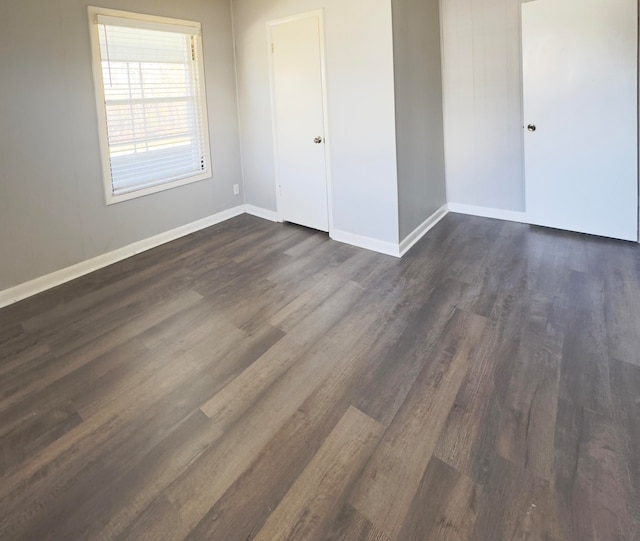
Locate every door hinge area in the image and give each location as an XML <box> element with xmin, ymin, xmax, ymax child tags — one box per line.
<box><xmin>271</xmin><ymin>43</ymin><xmax>275</xmax><ymax>54</ymax></box>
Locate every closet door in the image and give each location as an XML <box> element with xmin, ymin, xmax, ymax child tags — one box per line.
<box><xmin>270</xmin><ymin>13</ymin><xmax>329</xmax><ymax>232</ymax></box>
<box><xmin>522</xmin><ymin>0</ymin><xmax>638</xmax><ymax>241</ymax></box>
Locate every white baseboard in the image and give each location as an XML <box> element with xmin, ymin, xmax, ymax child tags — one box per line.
<box><xmin>0</xmin><ymin>205</ymin><xmax>246</xmax><ymax>309</ymax></box>
<box><xmin>447</xmin><ymin>203</ymin><xmax>528</xmax><ymax>224</ymax></box>
<box><xmin>244</xmin><ymin>204</ymin><xmax>279</xmax><ymax>222</ymax></box>
<box><xmin>330</xmin><ymin>229</ymin><xmax>401</xmax><ymax>258</ymax></box>
<box><xmin>399</xmin><ymin>204</ymin><xmax>449</xmax><ymax>257</ymax></box>
<box><xmin>2</xmin><ymin>201</ymin><xmax>528</xmax><ymax>309</ymax></box>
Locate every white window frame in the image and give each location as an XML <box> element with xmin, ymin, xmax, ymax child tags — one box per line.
<box><xmin>88</xmin><ymin>7</ymin><xmax>212</xmax><ymax>205</ymax></box>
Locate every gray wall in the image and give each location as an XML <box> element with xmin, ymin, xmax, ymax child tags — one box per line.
<box><xmin>391</xmin><ymin>0</ymin><xmax>447</xmax><ymax>241</ymax></box>
<box><xmin>0</xmin><ymin>0</ymin><xmax>243</xmax><ymax>291</ymax></box>
<box><xmin>440</xmin><ymin>0</ymin><xmax>525</xmax><ymax>212</ymax></box>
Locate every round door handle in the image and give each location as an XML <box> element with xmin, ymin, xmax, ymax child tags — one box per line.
<box><xmin>314</xmin><ymin>136</ymin><xmax>324</xmax><ymax>144</ymax></box>
<box><xmin>527</xmin><ymin>124</ymin><xmax>536</xmax><ymax>132</ymax></box>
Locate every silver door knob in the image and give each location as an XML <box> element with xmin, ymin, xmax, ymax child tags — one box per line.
<box><xmin>314</xmin><ymin>136</ymin><xmax>324</xmax><ymax>144</ymax></box>
<box><xmin>527</xmin><ymin>124</ymin><xmax>536</xmax><ymax>132</ymax></box>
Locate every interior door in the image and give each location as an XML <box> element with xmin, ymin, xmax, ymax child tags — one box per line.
<box><xmin>522</xmin><ymin>0</ymin><xmax>638</xmax><ymax>241</ymax></box>
<box><xmin>271</xmin><ymin>14</ymin><xmax>329</xmax><ymax>232</ymax></box>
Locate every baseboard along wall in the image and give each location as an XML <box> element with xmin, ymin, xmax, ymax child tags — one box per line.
<box><xmin>1</xmin><ymin>202</ymin><xmax>525</xmax><ymax>308</ymax></box>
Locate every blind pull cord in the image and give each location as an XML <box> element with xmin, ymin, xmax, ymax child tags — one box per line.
<box><xmin>103</xmin><ymin>25</ymin><xmax>114</xmax><ymax>88</ymax></box>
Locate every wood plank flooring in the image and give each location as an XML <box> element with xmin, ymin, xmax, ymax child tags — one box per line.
<box><xmin>0</xmin><ymin>213</ymin><xmax>639</xmax><ymax>540</ymax></box>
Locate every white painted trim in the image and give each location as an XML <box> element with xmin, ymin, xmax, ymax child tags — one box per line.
<box><xmin>330</xmin><ymin>230</ymin><xmax>400</xmax><ymax>258</ymax></box>
<box><xmin>244</xmin><ymin>205</ymin><xmax>279</xmax><ymax>222</ymax></box>
<box><xmin>399</xmin><ymin>205</ymin><xmax>449</xmax><ymax>257</ymax></box>
<box><xmin>89</xmin><ymin>7</ymin><xmax>202</xmax><ymax>29</ymax></box>
<box><xmin>230</xmin><ymin>0</ymin><xmax>248</xmax><ymax>205</ymax></box>
<box><xmin>0</xmin><ymin>205</ymin><xmax>245</xmax><ymax>309</ymax></box>
<box><xmin>447</xmin><ymin>203</ymin><xmax>528</xmax><ymax>224</ymax></box>
<box><xmin>266</xmin><ymin>21</ymin><xmax>282</xmax><ymax>222</ymax></box>
<box><xmin>1</xmin><ymin>203</ymin><xmax>452</xmax><ymax>309</ymax></box>
<box><xmin>316</xmin><ymin>12</ymin><xmax>334</xmax><ymax>233</ymax></box>
<box><xmin>266</xmin><ymin>10</ymin><xmax>334</xmax><ymax>232</ymax></box>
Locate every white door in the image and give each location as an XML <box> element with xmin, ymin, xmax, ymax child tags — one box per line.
<box><xmin>270</xmin><ymin>14</ymin><xmax>329</xmax><ymax>232</ymax></box>
<box><xmin>522</xmin><ymin>0</ymin><xmax>638</xmax><ymax>241</ymax></box>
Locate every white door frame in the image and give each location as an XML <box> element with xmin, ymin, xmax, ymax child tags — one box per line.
<box><xmin>266</xmin><ymin>9</ymin><xmax>334</xmax><ymax>233</ymax></box>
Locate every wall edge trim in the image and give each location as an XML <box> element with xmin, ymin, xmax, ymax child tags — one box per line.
<box><xmin>399</xmin><ymin>204</ymin><xmax>449</xmax><ymax>256</ymax></box>
<box><xmin>447</xmin><ymin>203</ymin><xmax>528</xmax><ymax>224</ymax></box>
<box><xmin>245</xmin><ymin>204</ymin><xmax>279</xmax><ymax>222</ymax></box>
<box><xmin>331</xmin><ymin>229</ymin><xmax>400</xmax><ymax>258</ymax></box>
<box><xmin>0</xmin><ymin>205</ymin><xmax>246</xmax><ymax>309</ymax></box>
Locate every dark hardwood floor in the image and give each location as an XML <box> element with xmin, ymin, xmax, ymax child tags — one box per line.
<box><xmin>0</xmin><ymin>213</ymin><xmax>639</xmax><ymax>540</ymax></box>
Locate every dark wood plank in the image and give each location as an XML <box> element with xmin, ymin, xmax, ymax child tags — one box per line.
<box><xmin>125</xmin><ymin>286</ymin><xmax>380</xmax><ymax>540</ymax></box>
<box><xmin>0</xmin><ymin>340</ymin><xmax>148</xmax><ymax>446</ymax></box>
<box><xmin>609</xmin><ymin>359</ymin><xmax>640</xmax><ymax>535</ymax></box>
<box><xmin>469</xmin><ymin>454</ymin><xmax>563</xmax><ymax>541</ymax></box>
<box><xmin>494</xmin><ymin>301</ymin><xmax>563</xmax><ymax>481</ymax></box>
<box><xmin>603</xmin><ymin>264</ymin><xmax>640</xmax><ymax>367</ymax></box>
<box><xmin>0</xmin><ymin>402</ymin><xmax>82</xmax><ymax>477</ymax></box>
<box><xmin>182</xmin><ymin>277</ymin><xmax>431</xmax><ymax>541</ymax></box>
<box><xmin>252</xmin><ymin>406</ymin><xmax>383</xmax><ymax>541</ymax></box>
<box><xmin>554</xmin><ymin>399</ymin><xmax>634</xmax><ymax>540</ymax></box>
<box><xmin>0</xmin><ymin>213</ymin><xmax>638</xmax><ymax>541</ymax></box>
<box><xmin>199</xmin><ymin>280</ymin><xmax>367</xmax><ymax>426</ymax></box>
<box><xmin>558</xmin><ymin>270</ymin><xmax>613</xmax><ymax>416</ymax></box>
<box><xmin>396</xmin><ymin>457</ymin><xmax>479</xmax><ymax>541</ymax></box>
<box><xmin>0</xmin><ymin>289</ymin><xmax>203</xmax><ymax>413</ymax></box>
<box><xmin>34</xmin><ymin>410</ymin><xmax>221</xmax><ymax>541</ymax></box>
<box><xmin>324</xmin><ymin>504</ymin><xmax>391</xmax><ymax>541</ymax></box>
<box><xmin>0</xmin><ymin>324</ymin><xmax>283</xmax><ymax>540</ymax></box>
<box><xmin>349</xmin><ymin>310</ymin><xmax>491</xmax><ymax>538</ymax></box>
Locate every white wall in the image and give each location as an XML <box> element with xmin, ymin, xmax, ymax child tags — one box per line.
<box><xmin>392</xmin><ymin>0</ymin><xmax>447</xmax><ymax>241</ymax></box>
<box><xmin>233</xmin><ymin>0</ymin><xmax>400</xmax><ymax>244</ymax></box>
<box><xmin>0</xmin><ymin>0</ymin><xmax>243</xmax><ymax>292</ymax></box>
<box><xmin>440</xmin><ymin>0</ymin><xmax>525</xmax><ymax>212</ymax></box>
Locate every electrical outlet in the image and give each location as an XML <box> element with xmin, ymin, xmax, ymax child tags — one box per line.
<box><xmin>233</xmin><ymin>184</ymin><xmax>240</xmax><ymax>196</ymax></box>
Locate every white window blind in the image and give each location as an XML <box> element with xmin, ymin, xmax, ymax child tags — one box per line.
<box><xmin>91</xmin><ymin>10</ymin><xmax>211</xmax><ymax>202</ymax></box>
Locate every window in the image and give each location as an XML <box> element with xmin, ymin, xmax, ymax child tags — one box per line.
<box><xmin>88</xmin><ymin>7</ymin><xmax>211</xmax><ymax>204</ymax></box>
